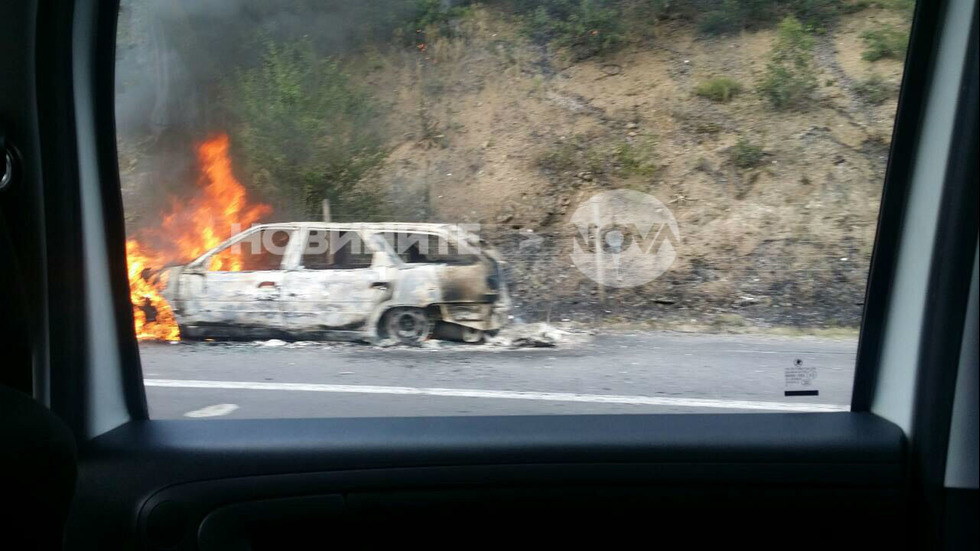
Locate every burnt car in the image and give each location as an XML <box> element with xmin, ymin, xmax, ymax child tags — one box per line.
<box><xmin>159</xmin><ymin>223</ymin><xmax>510</xmax><ymax>344</ymax></box>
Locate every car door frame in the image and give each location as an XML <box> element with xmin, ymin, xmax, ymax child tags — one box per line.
<box><xmin>178</xmin><ymin>225</ymin><xmax>300</xmax><ymax>333</ymax></box>
<box><xmin>279</xmin><ymin>226</ymin><xmax>394</xmax><ymax>336</ymax></box>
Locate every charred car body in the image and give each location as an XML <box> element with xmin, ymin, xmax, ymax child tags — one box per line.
<box><xmin>159</xmin><ymin>223</ymin><xmax>510</xmax><ymax>344</ymax></box>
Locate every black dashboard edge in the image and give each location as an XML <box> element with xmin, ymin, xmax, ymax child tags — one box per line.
<box><xmin>66</xmin><ymin>412</ymin><xmax>907</xmax><ymax>549</ymax></box>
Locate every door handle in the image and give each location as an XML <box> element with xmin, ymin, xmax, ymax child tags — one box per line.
<box><xmin>256</xmin><ymin>281</ymin><xmax>279</xmax><ymax>301</ymax></box>
<box><xmin>370</xmin><ymin>281</ymin><xmax>389</xmax><ymax>289</ymax></box>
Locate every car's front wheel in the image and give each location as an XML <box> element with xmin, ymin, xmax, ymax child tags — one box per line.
<box><xmin>381</xmin><ymin>307</ymin><xmax>431</xmax><ymax>345</ymax></box>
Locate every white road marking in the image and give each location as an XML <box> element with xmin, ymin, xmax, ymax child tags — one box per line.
<box><xmin>146</xmin><ymin>379</ymin><xmax>848</xmax><ymax>412</ymax></box>
<box><xmin>183</xmin><ymin>403</ymin><xmax>240</xmax><ymax>418</ymax></box>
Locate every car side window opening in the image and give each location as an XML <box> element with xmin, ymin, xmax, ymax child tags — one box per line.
<box><xmin>209</xmin><ymin>229</ymin><xmax>293</xmax><ymax>272</ymax></box>
<box><xmin>380</xmin><ymin>232</ymin><xmax>479</xmax><ymax>265</ymax></box>
<box><xmin>300</xmin><ymin>230</ymin><xmax>374</xmax><ymax>270</ymax></box>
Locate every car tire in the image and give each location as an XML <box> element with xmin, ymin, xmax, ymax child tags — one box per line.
<box><xmin>381</xmin><ymin>307</ymin><xmax>431</xmax><ymax>345</ymax></box>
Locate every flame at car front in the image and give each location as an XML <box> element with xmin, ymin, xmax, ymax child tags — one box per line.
<box><xmin>127</xmin><ymin>239</ymin><xmax>181</xmax><ymax>341</ymax></box>
<box><xmin>125</xmin><ymin>133</ymin><xmax>271</xmax><ymax>340</ymax></box>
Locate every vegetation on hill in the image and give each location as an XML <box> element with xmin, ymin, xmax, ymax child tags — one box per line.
<box><xmin>227</xmin><ymin>40</ymin><xmax>387</xmax><ymax>220</ymax></box>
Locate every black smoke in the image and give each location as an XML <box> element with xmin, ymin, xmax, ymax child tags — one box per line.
<box><xmin>114</xmin><ymin>0</ymin><xmax>427</xmax><ymax>225</ymax></box>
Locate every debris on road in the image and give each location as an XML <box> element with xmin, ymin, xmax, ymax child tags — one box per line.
<box><xmin>260</xmin><ymin>339</ymin><xmax>288</xmax><ymax>347</ymax></box>
<box><xmin>486</xmin><ymin>323</ymin><xmax>589</xmax><ymax>349</ymax></box>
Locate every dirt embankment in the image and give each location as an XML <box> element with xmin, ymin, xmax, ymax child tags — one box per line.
<box><xmin>352</xmin><ymin>5</ymin><xmax>908</xmax><ymax>331</ymax></box>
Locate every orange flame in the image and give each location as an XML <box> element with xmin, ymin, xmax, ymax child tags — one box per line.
<box><xmin>127</xmin><ymin>239</ymin><xmax>181</xmax><ymax>341</ymax></box>
<box><xmin>126</xmin><ymin>133</ymin><xmax>271</xmax><ymax>340</ymax></box>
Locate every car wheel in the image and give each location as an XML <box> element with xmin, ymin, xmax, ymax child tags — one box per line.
<box><xmin>382</xmin><ymin>308</ymin><xmax>431</xmax><ymax>345</ymax></box>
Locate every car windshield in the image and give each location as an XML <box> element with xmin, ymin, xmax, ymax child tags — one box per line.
<box><xmin>118</xmin><ymin>0</ymin><xmax>915</xmax><ymax>419</ymax></box>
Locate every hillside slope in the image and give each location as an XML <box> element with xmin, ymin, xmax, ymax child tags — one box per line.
<box><xmin>353</xmin><ymin>4</ymin><xmax>908</xmax><ymax>329</ymax></box>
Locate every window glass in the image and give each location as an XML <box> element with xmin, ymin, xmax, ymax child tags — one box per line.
<box><xmin>118</xmin><ymin>0</ymin><xmax>915</xmax><ymax>419</ymax></box>
<box><xmin>301</xmin><ymin>230</ymin><xmax>374</xmax><ymax>270</ymax></box>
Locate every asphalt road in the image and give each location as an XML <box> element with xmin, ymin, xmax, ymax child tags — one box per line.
<box><xmin>140</xmin><ymin>330</ymin><xmax>857</xmax><ymax>419</ymax></box>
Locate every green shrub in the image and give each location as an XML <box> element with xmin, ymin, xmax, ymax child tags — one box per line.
<box><xmin>696</xmin><ymin>0</ymin><xmax>833</xmax><ymax>36</ymax></box>
<box><xmin>787</xmin><ymin>0</ymin><xmax>842</xmax><ymax>30</ymax></box>
<box><xmin>555</xmin><ymin>1</ymin><xmax>626</xmax><ymax>58</ymax></box>
<box><xmin>537</xmin><ymin>133</ymin><xmax>655</xmax><ymax>176</ymax></box>
<box><xmin>695</xmin><ymin>77</ymin><xmax>743</xmax><ymax>102</ymax></box>
<box><xmin>861</xmin><ymin>24</ymin><xmax>908</xmax><ymax>61</ymax></box>
<box><xmin>739</xmin><ymin>0</ymin><xmax>780</xmax><ymax>23</ymax></box>
<box><xmin>840</xmin><ymin>0</ymin><xmax>871</xmax><ymax>15</ymax></box>
<box><xmin>411</xmin><ymin>0</ymin><xmax>453</xmax><ymax>30</ymax></box>
<box><xmin>758</xmin><ymin>16</ymin><xmax>818</xmax><ymax>109</ymax></box>
<box><xmin>228</xmin><ymin>40</ymin><xmax>386</xmax><ymax>219</ymax></box>
<box><xmin>853</xmin><ymin>73</ymin><xmax>892</xmax><ymax>104</ymax></box>
<box><xmin>731</xmin><ymin>138</ymin><xmax>764</xmax><ymax>168</ymax></box>
<box><xmin>404</xmin><ymin>0</ymin><xmax>473</xmax><ymax>43</ymax></box>
<box><xmin>521</xmin><ymin>0</ymin><xmax>626</xmax><ymax>59</ymax></box>
<box><xmin>879</xmin><ymin>0</ymin><xmax>916</xmax><ymax>20</ymax></box>
<box><xmin>696</xmin><ymin>0</ymin><xmax>777</xmax><ymax>36</ymax></box>
<box><xmin>614</xmin><ymin>138</ymin><xmax>656</xmax><ymax>176</ymax></box>
<box><xmin>698</xmin><ymin>9</ymin><xmax>740</xmax><ymax>36</ymax></box>
<box><xmin>621</xmin><ymin>0</ymin><xmax>671</xmax><ymax>38</ymax></box>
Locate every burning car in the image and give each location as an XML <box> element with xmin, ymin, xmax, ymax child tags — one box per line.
<box><xmin>157</xmin><ymin>222</ymin><xmax>510</xmax><ymax>344</ymax></box>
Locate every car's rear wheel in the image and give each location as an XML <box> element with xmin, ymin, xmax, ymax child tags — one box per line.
<box><xmin>382</xmin><ymin>307</ymin><xmax>431</xmax><ymax>345</ymax></box>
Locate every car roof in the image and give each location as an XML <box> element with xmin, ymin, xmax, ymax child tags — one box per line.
<box><xmin>250</xmin><ymin>222</ymin><xmax>470</xmax><ymax>233</ymax></box>
<box><xmin>185</xmin><ymin>222</ymin><xmax>485</xmax><ymax>267</ymax></box>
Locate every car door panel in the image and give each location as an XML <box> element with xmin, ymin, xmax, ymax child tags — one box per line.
<box><xmin>63</xmin><ymin>413</ymin><xmax>908</xmax><ymax>549</ymax></box>
<box><xmin>280</xmin><ymin>228</ymin><xmax>389</xmax><ymax>333</ymax></box>
<box><xmin>191</xmin><ymin>270</ymin><xmax>285</xmax><ymax>328</ymax></box>
<box><xmin>176</xmin><ymin>228</ymin><xmax>297</xmax><ymax>331</ymax></box>
<box><xmin>281</xmin><ymin>269</ymin><xmax>388</xmax><ymax>332</ymax></box>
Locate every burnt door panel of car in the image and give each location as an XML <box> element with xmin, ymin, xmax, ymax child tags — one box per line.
<box><xmin>189</xmin><ymin>229</ymin><xmax>294</xmax><ymax>329</ymax></box>
<box><xmin>195</xmin><ymin>271</ymin><xmax>286</xmax><ymax>328</ymax></box>
<box><xmin>281</xmin><ymin>230</ymin><xmax>387</xmax><ymax>333</ymax></box>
